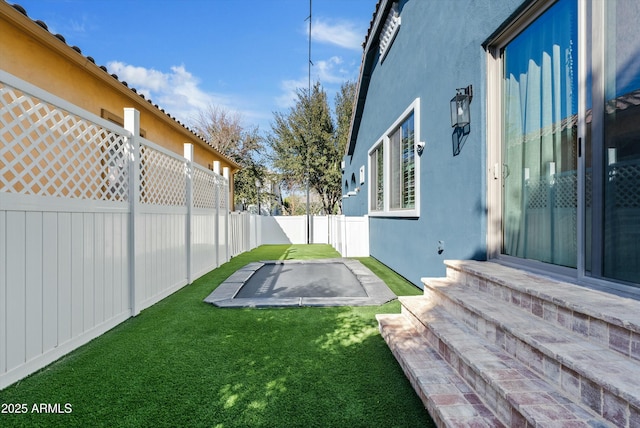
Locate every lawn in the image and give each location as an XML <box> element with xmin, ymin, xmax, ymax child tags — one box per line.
<box><xmin>0</xmin><ymin>244</ymin><xmax>434</xmax><ymax>427</ymax></box>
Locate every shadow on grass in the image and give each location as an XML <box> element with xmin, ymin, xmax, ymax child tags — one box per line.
<box><xmin>200</xmin><ymin>308</ymin><xmax>435</xmax><ymax>428</ymax></box>
<box><xmin>0</xmin><ymin>245</ymin><xmax>434</xmax><ymax>427</ymax></box>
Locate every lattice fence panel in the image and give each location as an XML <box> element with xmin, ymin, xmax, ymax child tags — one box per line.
<box><xmin>609</xmin><ymin>161</ymin><xmax>640</xmax><ymax>208</ymax></box>
<box><xmin>1</xmin><ymin>82</ymin><xmax>129</xmax><ymax>201</ymax></box>
<box><xmin>192</xmin><ymin>167</ymin><xmax>218</xmax><ymax>209</ymax></box>
<box><xmin>554</xmin><ymin>171</ymin><xmax>577</xmax><ymax>208</ymax></box>
<box><xmin>139</xmin><ymin>144</ymin><xmax>186</xmax><ymax>206</ymax></box>
<box><xmin>218</xmin><ymin>177</ymin><xmax>228</xmax><ymax>211</ymax></box>
<box><xmin>526</xmin><ymin>178</ymin><xmax>549</xmax><ymax>209</ymax></box>
<box><xmin>525</xmin><ymin>171</ymin><xmax>579</xmax><ymax>210</ymax></box>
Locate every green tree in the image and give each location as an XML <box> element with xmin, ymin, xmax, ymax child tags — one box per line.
<box><xmin>333</xmin><ymin>80</ymin><xmax>357</xmax><ymax>212</ymax></box>
<box><xmin>282</xmin><ymin>193</ymin><xmax>322</xmax><ymax>216</ymax></box>
<box><xmin>335</xmin><ymin>81</ymin><xmax>357</xmax><ymax>157</ymax></box>
<box><xmin>269</xmin><ymin>81</ymin><xmax>355</xmax><ymax>214</ymax></box>
<box><xmin>191</xmin><ymin>105</ymin><xmax>265</xmax><ymax>210</ymax></box>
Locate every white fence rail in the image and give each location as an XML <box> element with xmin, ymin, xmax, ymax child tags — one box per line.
<box><xmin>0</xmin><ymin>71</ymin><xmax>229</xmax><ymax>389</ymax></box>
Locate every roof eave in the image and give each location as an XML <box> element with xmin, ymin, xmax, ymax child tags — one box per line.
<box><xmin>345</xmin><ymin>0</ymin><xmax>392</xmax><ymax>157</ymax></box>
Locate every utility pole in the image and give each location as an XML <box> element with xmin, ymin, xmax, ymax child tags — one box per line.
<box><xmin>306</xmin><ymin>0</ymin><xmax>312</xmax><ymax>244</ymax></box>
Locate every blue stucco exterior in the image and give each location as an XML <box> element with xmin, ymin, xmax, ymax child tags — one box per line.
<box><xmin>343</xmin><ymin>0</ymin><xmax>527</xmax><ymax>287</ymax></box>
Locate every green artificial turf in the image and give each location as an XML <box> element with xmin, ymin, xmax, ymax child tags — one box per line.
<box><xmin>0</xmin><ymin>244</ymin><xmax>434</xmax><ymax>427</ymax></box>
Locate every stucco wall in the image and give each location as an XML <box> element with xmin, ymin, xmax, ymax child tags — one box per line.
<box><xmin>343</xmin><ymin>0</ymin><xmax>525</xmax><ymax>287</ymax></box>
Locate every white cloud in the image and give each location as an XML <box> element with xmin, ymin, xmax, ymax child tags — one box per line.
<box><xmin>276</xmin><ymin>17</ymin><xmax>365</xmax><ymax>109</ymax></box>
<box><xmin>108</xmin><ymin>61</ymin><xmax>167</xmax><ymax>91</ymax></box>
<box><xmin>69</xmin><ymin>15</ymin><xmax>87</xmax><ymax>33</ymax></box>
<box><xmin>311</xmin><ymin>19</ymin><xmax>363</xmax><ymax>51</ymax></box>
<box><xmin>106</xmin><ymin>61</ymin><xmax>233</xmax><ymax>124</ymax></box>
<box><xmin>275</xmin><ymin>78</ymin><xmax>307</xmax><ymax>109</ymax></box>
<box><xmin>161</xmin><ymin>65</ymin><xmax>211</xmax><ymax>112</ymax></box>
<box><xmin>106</xmin><ymin>61</ymin><xmax>272</xmax><ymax>130</ymax></box>
<box><xmin>44</xmin><ymin>13</ymin><xmax>90</xmax><ymax>40</ymax></box>
<box><xmin>315</xmin><ymin>56</ymin><xmax>349</xmax><ymax>84</ymax></box>
<box><xmin>275</xmin><ymin>55</ymin><xmax>359</xmax><ymax>114</ymax></box>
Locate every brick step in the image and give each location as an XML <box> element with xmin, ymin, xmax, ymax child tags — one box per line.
<box><xmin>376</xmin><ymin>313</ymin><xmax>506</xmax><ymax>428</ymax></box>
<box><xmin>396</xmin><ymin>297</ymin><xmax>612</xmax><ymax>427</ymax></box>
<box><xmin>420</xmin><ymin>276</ymin><xmax>640</xmax><ymax>425</ymax></box>
<box><xmin>442</xmin><ymin>260</ymin><xmax>640</xmax><ymax>363</ymax></box>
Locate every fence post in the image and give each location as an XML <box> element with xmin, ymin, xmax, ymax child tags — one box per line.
<box><xmin>124</xmin><ymin>108</ymin><xmax>140</xmax><ymax>316</ymax></box>
<box><xmin>249</xmin><ymin>214</ymin><xmax>262</xmax><ymax>249</ymax></box>
<box><xmin>213</xmin><ymin>161</ymin><xmax>221</xmax><ymax>265</ymax></box>
<box><xmin>245</xmin><ymin>212</ymin><xmax>250</xmax><ymax>251</ymax></box>
<box><xmin>215</xmin><ymin>178</ymin><xmax>220</xmax><ymax>267</ymax></box>
<box><xmin>223</xmin><ymin>167</ymin><xmax>230</xmax><ymax>262</ymax></box>
<box><xmin>340</xmin><ymin>215</ymin><xmax>349</xmax><ymax>257</ymax></box>
<box><xmin>184</xmin><ymin>143</ymin><xmax>194</xmax><ymax>284</ymax></box>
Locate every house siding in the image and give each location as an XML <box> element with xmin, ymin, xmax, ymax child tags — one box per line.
<box><xmin>343</xmin><ymin>0</ymin><xmax>525</xmax><ymax>287</ymax></box>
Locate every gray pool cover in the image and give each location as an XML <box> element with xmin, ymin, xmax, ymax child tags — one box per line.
<box><xmin>204</xmin><ymin>258</ymin><xmax>397</xmax><ymax>308</ymax></box>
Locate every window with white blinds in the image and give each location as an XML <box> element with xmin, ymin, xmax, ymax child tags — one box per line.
<box><xmin>370</xmin><ymin>144</ymin><xmax>384</xmax><ymax>211</ymax></box>
<box><xmin>390</xmin><ymin>112</ymin><xmax>415</xmax><ymax>209</ymax></box>
<box><xmin>368</xmin><ymin>98</ymin><xmax>420</xmax><ymax>217</ymax></box>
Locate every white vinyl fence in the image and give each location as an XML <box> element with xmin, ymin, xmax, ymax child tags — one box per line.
<box><xmin>328</xmin><ymin>215</ymin><xmax>369</xmax><ymax>257</ymax></box>
<box><xmin>0</xmin><ymin>71</ymin><xmax>229</xmax><ymax>389</ymax></box>
<box><xmin>229</xmin><ymin>211</ymin><xmax>253</xmax><ymax>257</ymax></box>
<box><xmin>229</xmin><ymin>213</ymin><xmax>369</xmax><ymax>257</ymax></box>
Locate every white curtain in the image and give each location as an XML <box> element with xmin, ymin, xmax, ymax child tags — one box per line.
<box><xmin>502</xmin><ymin>0</ymin><xmax>577</xmax><ymax>267</ymax></box>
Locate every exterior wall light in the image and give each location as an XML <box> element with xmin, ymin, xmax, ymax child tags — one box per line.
<box><xmin>450</xmin><ymin>85</ymin><xmax>473</xmax><ymax>128</ymax></box>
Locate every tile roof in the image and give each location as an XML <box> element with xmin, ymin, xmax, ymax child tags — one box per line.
<box><xmin>361</xmin><ymin>0</ymin><xmax>384</xmax><ymax>49</ymax></box>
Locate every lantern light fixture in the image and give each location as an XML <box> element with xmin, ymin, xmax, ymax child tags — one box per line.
<box><xmin>450</xmin><ymin>85</ymin><xmax>473</xmax><ymax>128</ymax></box>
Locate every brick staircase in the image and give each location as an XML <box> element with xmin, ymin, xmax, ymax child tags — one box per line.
<box><xmin>377</xmin><ymin>260</ymin><xmax>640</xmax><ymax>427</ymax></box>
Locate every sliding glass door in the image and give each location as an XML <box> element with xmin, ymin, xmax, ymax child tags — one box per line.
<box><xmin>499</xmin><ymin>0</ymin><xmax>640</xmax><ymax>286</ymax></box>
<box><xmin>502</xmin><ymin>0</ymin><xmax>578</xmax><ymax>268</ymax></box>
<box><xmin>586</xmin><ymin>0</ymin><xmax>640</xmax><ymax>283</ymax></box>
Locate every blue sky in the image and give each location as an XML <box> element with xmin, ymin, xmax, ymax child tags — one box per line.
<box><xmin>14</xmin><ymin>0</ymin><xmax>375</xmax><ymax>132</ymax></box>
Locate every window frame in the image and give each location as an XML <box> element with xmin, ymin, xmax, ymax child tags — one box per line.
<box><xmin>367</xmin><ymin>98</ymin><xmax>421</xmax><ymax>218</ymax></box>
<box><xmin>485</xmin><ymin>0</ymin><xmax>561</xmax><ymax>261</ymax></box>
